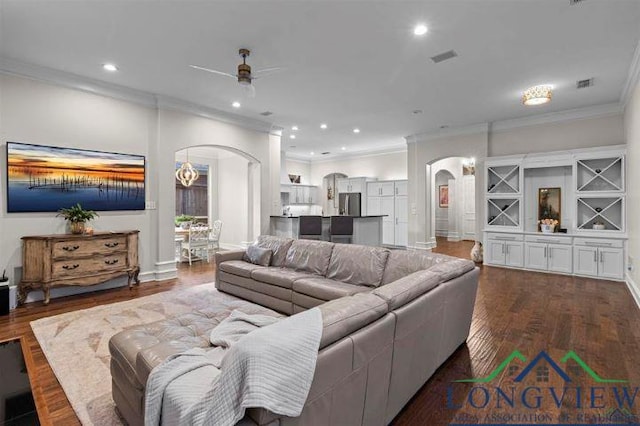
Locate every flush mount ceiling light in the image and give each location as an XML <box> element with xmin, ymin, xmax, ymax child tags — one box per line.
<box><xmin>175</xmin><ymin>149</ymin><xmax>199</xmax><ymax>187</ymax></box>
<box><xmin>522</xmin><ymin>85</ymin><xmax>552</xmax><ymax>106</ymax></box>
<box><xmin>413</xmin><ymin>24</ymin><xmax>428</xmax><ymax>36</ymax></box>
<box><xmin>353</xmin><ymin>128</ymin><xmax>360</xmax><ymax>134</ymax></box>
<box><xmin>310</xmin><ymin>152</ymin><xmax>315</xmax><ymax>155</ymax></box>
<box><xmin>341</xmin><ymin>147</ymin><xmax>346</xmax><ymax>151</ymax></box>
<box><xmin>290</xmin><ymin>134</ymin><xmax>296</xmax><ymax>139</ymax></box>
<box><xmin>232</xmin><ymin>101</ymin><xmax>241</xmax><ymax>108</ymax></box>
<box><xmin>103</xmin><ymin>63</ymin><xmax>118</xmax><ymax>72</ymax></box>
<box><xmin>320</xmin><ymin>123</ymin><xmax>328</xmax><ymax>129</ymax></box>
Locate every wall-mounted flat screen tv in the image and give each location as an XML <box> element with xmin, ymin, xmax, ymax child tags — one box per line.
<box><xmin>6</xmin><ymin>142</ymin><xmax>145</xmax><ymax>212</ymax></box>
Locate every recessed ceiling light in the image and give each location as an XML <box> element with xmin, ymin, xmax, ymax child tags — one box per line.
<box><xmin>310</xmin><ymin>152</ymin><xmax>315</xmax><ymax>155</ymax></box>
<box><xmin>413</xmin><ymin>24</ymin><xmax>428</xmax><ymax>36</ymax></box>
<box><xmin>320</xmin><ymin>124</ymin><xmax>328</xmax><ymax>129</ymax></box>
<box><xmin>290</xmin><ymin>134</ymin><xmax>296</xmax><ymax>139</ymax></box>
<box><xmin>353</xmin><ymin>128</ymin><xmax>360</xmax><ymax>134</ymax></box>
<box><xmin>291</xmin><ymin>126</ymin><xmax>299</xmax><ymax>131</ymax></box>
<box><xmin>341</xmin><ymin>147</ymin><xmax>346</xmax><ymax>151</ymax></box>
<box><xmin>103</xmin><ymin>63</ymin><xmax>118</xmax><ymax>72</ymax></box>
<box><xmin>232</xmin><ymin>101</ymin><xmax>241</xmax><ymax>108</ymax></box>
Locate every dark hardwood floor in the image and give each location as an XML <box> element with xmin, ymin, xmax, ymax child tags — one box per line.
<box><xmin>1</xmin><ymin>238</ymin><xmax>639</xmax><ymax>425</ymax></box>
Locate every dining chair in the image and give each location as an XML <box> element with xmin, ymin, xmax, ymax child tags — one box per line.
<box><xmin>181</xmin><ymin>225</ymin><xmax>210</xmax><ymax>265</ymax></box>
<box><xmin>208</xmin><ymin>220</ymin><xmax>223</xmax><ymax>254</ymax></box>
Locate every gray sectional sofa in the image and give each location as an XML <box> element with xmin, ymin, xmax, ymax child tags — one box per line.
<box><xmin>109</xmin><ymin>235</ymin><xmax>479</xmax><ymax>426</ymax></box>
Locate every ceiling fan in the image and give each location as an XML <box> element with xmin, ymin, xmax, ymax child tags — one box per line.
<box><xmin>189</xmin><ymin>48</ymin><xmax>284</xmax><ymax>97</ymax></box>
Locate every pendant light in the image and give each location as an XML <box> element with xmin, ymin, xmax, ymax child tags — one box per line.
<box><xmin>175</xmin><ymin>149</ymin><xmax>199</xmax><ymax>187</ymax></box>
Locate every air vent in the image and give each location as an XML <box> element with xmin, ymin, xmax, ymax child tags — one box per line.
<box><xmin>576</xmin><ymin>78</ymin><xmax>594</xmax><ymax>89</ymax></box>
<box><xmin>569</xmin><ymin>0</ymin><xmax>586</xmax><ymax>5</ymax></box>
<box><xmin>321</xmin><ymin>152</ymin><xmax>331</xmax><ymax>155</ymax></box>
<box><xmin>431</xmin><ymin>50</ymin><xmax>458</xmax><ymax>64</ymax></box>
<box><xmin>259</xmin><ymin>111</ymin><xmax>273</xmax><ymax>116</ymax></box>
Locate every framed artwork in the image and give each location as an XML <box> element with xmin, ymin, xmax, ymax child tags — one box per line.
<box><xmin>6</xmin><ymin>141</ymin><xmax>145</xmax><ymax>212</ymax></box>
<box><xmin>538</xmin><ymin>187</ymin><xmax>561</xmax><ymax>226</ymax></box>
<box><xmin>439</xmin><ymin>185</ymin><xmax>449</xmax><ymax>208</ymax></box>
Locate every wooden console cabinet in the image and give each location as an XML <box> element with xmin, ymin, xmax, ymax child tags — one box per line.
<box><xmin>19</xmin><ymin>230</ymin><xmax>140</xmax><ymax>305</ymax></box>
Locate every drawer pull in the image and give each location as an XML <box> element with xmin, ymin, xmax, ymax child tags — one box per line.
<box><xmin>104</xmin><ymin>242</ymin><xmax>120</xmax><ymax>248</ymax></box>
<box><xmin>62</xmin><ymin>245</ymin><xmax>80</xmax><ymax>252</ymax></box>
<box><xmin>62</xmin><ymin>264</ymin><xmax>80</xmax><ymax>270</ymax></box>
<box><xmin>105</xmin><ymin>259</ymin><xmax>119</xmax><ymax>265</ymax></box>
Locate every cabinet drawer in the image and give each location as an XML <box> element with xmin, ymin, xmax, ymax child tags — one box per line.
<box><xmin>573</xmin><ymin>238</ymin><xmax>624</xmax><ymax>248</ymax></box>
<box><xmin>52</xmin><ymin>253</ymin><xmax>128</xmax><ymax>278</ymax></box>
<box><xmin>486</xmin><ymin>232</ymin><xmax>524</xmax><ymax>242</ymax></box>
<box><xmin>525</xmin><ymin>235</ymin><xmax>572</xmax><ymax>245</ymax></box>
<box><xmin>52</xmin><ymin>237</ymin><xmax>127</xmax><ymax>258</ymax></box>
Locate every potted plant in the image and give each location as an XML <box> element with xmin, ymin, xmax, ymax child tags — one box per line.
<box><xmin>57</xmin><ymin>203</ymin><xmax>98</xmax><ymax>234</ymax></box>
<box><xmin>538</xmin><ymin>218</ymin><xmax>559</xmax><ymax>234</ymax></box>
<box><xmin>175</xmin><ymin>214</ymin><xmax>195</xmax><ymax>229</ymax></box>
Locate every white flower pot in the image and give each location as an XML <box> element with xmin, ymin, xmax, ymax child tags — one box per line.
<box><xmin>592</xmin><ymin>224</ymin><xmax>605</xmax><ymax>230</ymax></box>
<box><xmin>540</xmin><ymin>224</ymin><xmax>555</xmax><ymax>234</ymax></box>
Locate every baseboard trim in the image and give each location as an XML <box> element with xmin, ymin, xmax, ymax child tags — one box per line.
<box><xmin>154</xmin><ymin>260</ymin><xmax>178</xmax><ymax>282</ymax></box>
<box><xmin>625</xmin><ymin>272</ymin><xmax>640</xmax><ymax>311</ymax></box>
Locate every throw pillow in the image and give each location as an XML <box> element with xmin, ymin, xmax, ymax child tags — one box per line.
<box><xmin>243</xmin><ymin>245</ymin><xmax>273</xmax><ymax>266</ymax></box>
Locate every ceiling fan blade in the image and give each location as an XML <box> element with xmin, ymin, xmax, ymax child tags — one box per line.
<box><xmin>189</xmin><ymin>65</ymin><xmax>237</xmax><ymax>79</ymax></box>
<box><xmin>252</xmin><ymin>67</ymin><xmax>286</xmax><ymax>78</ymax></box>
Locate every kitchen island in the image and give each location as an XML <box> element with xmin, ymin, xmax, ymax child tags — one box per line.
<box><xmin>270</xmin><ymin>215</ymin><xmax>385</xmax><ymax>246</ymax></box>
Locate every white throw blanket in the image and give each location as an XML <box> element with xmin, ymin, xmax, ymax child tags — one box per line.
<box><xmin>144</xmin><ymin>307</ymin><xmax>323</xmax><ymax>426</ymax></box>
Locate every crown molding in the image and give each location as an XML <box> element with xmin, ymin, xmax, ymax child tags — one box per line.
<box><xmin>491</xmin><ymin>102</ymin><xmax>623</xmax><ymax>132</ymax></box>
<box><xmin>621</xmin><ymin>40</ymin><xmax>640</xmax><ymax>107</ymax></box>
<box><xmin>285</xmin><ymin>143</ymin><xmax>407</xmax><ymax>163</ymax></box>
<box><xmin>0</xmin><ymin>56</ymin><xmax>277</xmax><ymax>135</ymax></box>
<box><xmin>405</xmin><ymin>123</ymin><xmax>489</xmax><ymax>144</ymax></box>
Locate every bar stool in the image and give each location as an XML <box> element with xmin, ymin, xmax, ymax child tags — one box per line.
<box><xmin>299</xmin><ymin>215</ymin><xmax>323</xmax><ymax>240</ymax></box>
<box><xmin>329</xmin><ymin>216</ymin><xmax>354</xmax><ymax>243</ymax></box>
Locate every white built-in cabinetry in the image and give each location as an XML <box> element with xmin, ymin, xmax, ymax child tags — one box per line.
<box><xmin>282</xmin><ymin>184</ymin><xmax>318</xmax><ymax>205</ymax></box>
<box><xmin>366</xmin><ymin>180</ymin><xmax>408</xmax><ymax>247</ymax></box>
<box><xmin>336</xmin><ymin>177</ymin><xmax>375</xmax><ymax>194</ymax></box>
<box><xmin>483</xmin><ymin>146</ymin><xmax>626</xmax><ymax>281</ymax></box>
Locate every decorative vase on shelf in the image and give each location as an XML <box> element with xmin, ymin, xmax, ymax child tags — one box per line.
<box><xmin>70</xmin><ymin>222</ymin><xmax>85</xmax><ymax>235</ymax></box>
<box><xmin>592</xmin><ymin>223</ymin><xmax>606</xmax><ymax>230</ymax></box>
<box><xmin>540</xmin><ymin>224</ymin><xmax>555</xmax><ymax>234</ymax></box>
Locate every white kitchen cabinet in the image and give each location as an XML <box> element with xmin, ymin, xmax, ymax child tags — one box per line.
<box><xmin>394</xmin><ymin>195</ymin><xmax>408</xmax><ymax>247</ymax></box>
<box><xmin>338</xmin><ymin>177</ymin><xmax>375</xmax><ymax>194</ymax></box>
<box><xmin>524</xmin><ymin>236</ymin><xmax>573</xmax><ymax>274</ymax></box>
<box><xmin>573</xmin><ymin>243</ymin><xmax>623</xmax><ymax>280</ymax></box>
<box><xmin>395</xmin><ymin>180</ymin><xmax>408</xmax><ymax>196</ymax></box>
<box><xmin>485</xmin><ymin>234</ymin><xmax>524</xmax><ymax>267</ymax></box>
<box><xmin>283</xmin><ymin>185</ymin><xmax>317</xmax><ymax>205</ymax></box>
<box><xmin>368</xmin><ymin>181</ymin><xmax>395</xmax><ymax>197</ymax></box>
<box><xmin>337</xmin><ymin>179</ymin><xmax>350</xmax><ymax>194</ymax></box>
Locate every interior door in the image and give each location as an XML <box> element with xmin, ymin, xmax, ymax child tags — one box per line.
<box><xmin>394</xmin><ymin>195</ymin><xmax>408</xmax><ymax>247</ymax></box>
<box><xmin>525</xmin><ymin>242</ymin><xmax>547</xmax><ymax>271</ymax></box>
<box><xmin>548</xmin><ymin>244</ymin><xmax>573</xmax><ymax>274</ymax></box>
<box><xmin>462</xmin><ymin>175</ymin><xmax>476</xmax><ymax>240</ymax></box>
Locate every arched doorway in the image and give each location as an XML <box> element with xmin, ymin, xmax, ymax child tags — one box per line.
<box><xmin>173</xmin><ymin>145</ymin><xmax>261</xmax><ymax>268</ymax></box>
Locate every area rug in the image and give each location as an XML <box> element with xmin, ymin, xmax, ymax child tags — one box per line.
<box><xmin>30</xmin><ymin>283</ymin><xmax>275</xmax><ymax>425</ymax></box>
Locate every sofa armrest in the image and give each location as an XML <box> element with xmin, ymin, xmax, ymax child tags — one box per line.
<box><xmin>215</xmin><ymin>250</ymin><xmax>246</xmax><ymax>288</ymax></box>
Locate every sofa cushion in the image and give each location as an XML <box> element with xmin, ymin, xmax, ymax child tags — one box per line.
<box><xmin>381</xmin><ymin>250</ymin><xmax>459</xmax><ymax>285</ymax></box>
<box><xmin>219</xmin><ymin>270</ymin><xmax>291</xmax><ymax>301</ymax></box>
<box><xmin>243</xmin><ymin>244</ymin><xmax>273</xmax><ymax>266</ymax></box>
<box><xmin>372</xmin><ymin>270</ymin><xmax>442</xmax><ymax>310</ymax></box>
<box><xmin>219</xmin><ymin>260</ymin><xmax>265</xmax><ymax>278</ymax></box>
<box><xmin>293</xmin><ymin>277</ymin><xmax>369</xmax><ymax>301</ymax></box>
<box><xmin>251</xmin><ymin>267</ymin><xmax>319</xmax><ymax>289</ymax></box>
<box><xmin>428</xmin><ymin>258</ymin><xmax>475</xmax><ymax>282</ymax></box>
<box><xmin>255</xmin><ymin>235</ymin><xmax>294</xmax><ymax>267</ymax></box>
<box><xmin>318</xmin><ymin>293</ymin><xmax>388</xmax><ymax>349</ymax></box>
<box><xmin>292</xmin><ymin>292</ymin><xmax>325</xmax><ymax>310</ymax></box>
<box><xmin>284</xmin><ymin>239</ymin><xmax>335</xmax><ymax>275</ymax></box>
<box><xmin>326</xmin><ymin>244</ymin><xmax>390</xmax><ymax>287</ymax></box>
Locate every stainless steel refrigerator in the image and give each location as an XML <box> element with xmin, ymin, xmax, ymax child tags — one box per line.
<box><xmin>338</xmin><ymin>192</ymin><xmax>361</xmax><ymax>216</ymax></box>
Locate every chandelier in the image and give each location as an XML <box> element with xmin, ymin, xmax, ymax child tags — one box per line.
<box><xmin>175</xmin><ymin>149</ymin><xmax>199</xmax><ymax>187</ymax></box>
<box><xmin>522</xmin><ymin>85</ymin><xmax>552</xmax><ymax>106</ymax></box>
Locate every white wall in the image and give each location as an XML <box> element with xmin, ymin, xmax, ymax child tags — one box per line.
<box><xmin>0</xmin><ymin>74</ymin><xmax>280</xmax><ymax>299</ymax></box>
<box><xmin>624</xmin><ymin>79</ymin><xmax>640</xmax><ymax>304</ymax></box>
<box><xmin>307</xmin><ymin>150</ymin><xmax>407</xmax><ymax>185</ymax></box>
<box><xmin>284</xmin><ymin>159</ymin><xmax>312</xmax><ymax>184</ymax></box>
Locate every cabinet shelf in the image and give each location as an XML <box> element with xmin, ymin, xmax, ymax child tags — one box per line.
<box><xmin>576</xmin><ymin>157</ymin><xmax>623</xmax><ymax>193</ymax></box>
<box><xmin>487</xmin><ymin>198</ymin><xmax>520</xmax><ymax>228</ymax></box>
<box><xmin>576</xmin><ymin>197</ymin><xmax>623</xmax><ymax>231</ymax></box>
<box><xmin>487</xmin><ymin>165</ymin><xmax>520</xmax><ymax>194</ymax></box>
